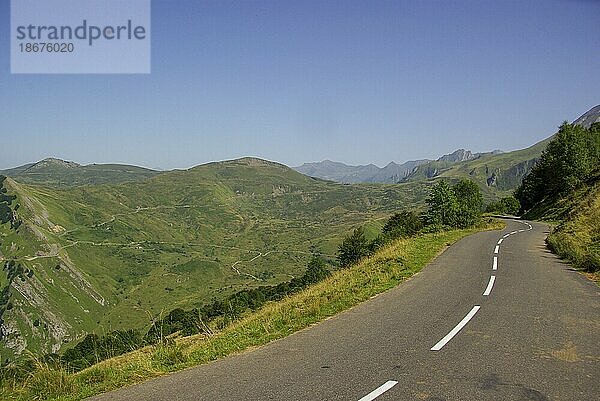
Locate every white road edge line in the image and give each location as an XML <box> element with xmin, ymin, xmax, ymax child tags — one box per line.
<box><xmin>503</xmin><ymin>233</ymin><xmax>510</xmax><ymax>238</ymax></box>
<box><xmin>497</xmin><ymin>238</ymin><xmax>503</xmax><ymax>245</ymax></box>
<box><xmin>483</xmin><ymin>276</ymin><xmax>496</xmax><ymax>296</ymax></box>
<box><xmin>358</xmin><ymin>380</ymin><xmax>398</xmax><ymax>401</ymax></box>
<box><xmin>510</xmin><ymin>231</ymin><xmax>518</xmax><ymax>235</ymax></box>
<box><xmin>493</xmin><ymin>256</ymin><xmax>498</xmax><ymax>270</ymax></box>
<box><xmin>494</xmin><ymin>245</ymin><xmax>500</xmax><ymax>254</ymax></box>
<box><xmin>431</xmin><ymin>306</ymin><xmax>481</xmax><ymax>351</ymax></box>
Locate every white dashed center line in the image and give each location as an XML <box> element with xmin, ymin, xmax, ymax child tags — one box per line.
<box><xmin>483</xmin><ymin>276</ymin><xmax>496</xmax><ymax>296</ymax></box>
<box><xmin>431</xmin><ymin>306</ymin><xmax>481</xmax><ymax>351</ymax></box>
<box><xmin>358</xmin><ymin>381</ymin><xmax>398</xmax><ymax>401</ymax></box>
<box><xmin>429</xmin><ymin>221</ymin><xmax>534</xmax><ymax>353</ymax></box>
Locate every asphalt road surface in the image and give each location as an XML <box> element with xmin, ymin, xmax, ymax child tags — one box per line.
<box><xmin>89</xmin><ymin>219</ymin><xmax>599</xmax><ymax>401</ymax></box>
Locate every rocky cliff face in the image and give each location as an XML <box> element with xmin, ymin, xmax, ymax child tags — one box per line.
<box><xmin>0</xmin><ymin>178</ymin><xmax>108</xmax><ymax>361</ymax></box>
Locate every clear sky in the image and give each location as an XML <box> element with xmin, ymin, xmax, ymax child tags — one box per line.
<box><xmin>1</xmin><ymin>0</ymin><xmax>599</xmax><ymax>170</ymax></box>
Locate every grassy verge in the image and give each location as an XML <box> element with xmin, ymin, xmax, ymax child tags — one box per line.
<box><xmin>1</xmin><ymin>219</ymin><xmax>503</xmax><ymax>401</ymax></box>
<box><xmin>545</xmin><ymin>185</ymin><xmax>600</xmax><ymax>285</ymax></box>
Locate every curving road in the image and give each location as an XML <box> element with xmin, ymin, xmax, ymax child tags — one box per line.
<box><xmin>89</xmin><ymin>219</ymin><xmax>599</xmax><ymax>401</ymax></box>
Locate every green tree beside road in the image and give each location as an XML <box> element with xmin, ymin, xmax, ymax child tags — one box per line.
<box><xmin>424</xmin><ymin>179</ymin><xmax>483</xmax><ymax>229</ymax></box>
<box><xmin>516</xmin><ymin>122</ymin><xmax>600</xmax><ymax>211</ymax></box>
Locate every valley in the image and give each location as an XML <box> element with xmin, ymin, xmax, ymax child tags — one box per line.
<box><xmin>1</xmin><ymin>105</ymin><xmax>598</xmax><ymax>368</ymax></box>
<box><xmin>0</xmin><ymin>158</ymin><xmax>427</xmax><ymax>359</ymax></box>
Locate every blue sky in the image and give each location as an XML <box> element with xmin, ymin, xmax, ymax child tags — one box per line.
<box><xmin>1</xmin><ymin>0</ymin><xmax>599</xmax><ymax>170</ymax></box>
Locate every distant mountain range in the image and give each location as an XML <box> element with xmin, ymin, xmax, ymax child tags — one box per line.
<box><xmin>3</xmin><ymin>105</ymin><xmax>597</xmax><ymax>190</ymax></box>
<box><xmin>294</xmin><ymin>149</ymin><xmax>502</xmax><ymax>184</ymax></box>
<box><xmin>294</xmin><ymin>105</ymin><xmax>600</xmax><ymax>187</ymax></box>
<box><xmin>292</xmin><ymin>159</ymin><xmax>427</xmax><ymax>184</ymax></box>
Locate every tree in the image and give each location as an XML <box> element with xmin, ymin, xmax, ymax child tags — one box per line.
<box><xmin>499</xmin><ymin>196</ymin><xmax>520</xmax><ymax>215</ymax></box>
<box><xmin>485</xmin><ymin>196</ymin><xmax>521</xmax><ymax>216</ymax></box>
<box><xmin>516</xmin><ymin>122</ymin><xmax>600</xmax><ymax>211</ymax></box>
<box><xmin>302</xmin><ymin>255</ymin><xmax>330</xmax><ymax>285</ymax></box>
<box><xmin>453</xmin><ymin>179</ymin><xmax>483</xmax><ymax>228</ymax></box>
<box><xmin>338</xmin><ymin>227</ymin><xmax>370</xmax><ymax>267</ymax></box>
<box><xmin>424</xmin><ymin>179</ymin><xmax>483</xmax><ymax>229</ymax></box>
<box><xmin>382</xmin><ymin>210</ymin><xmax>423</xmax><ymax>239</ymax></box>
<box><xmin>425</xmin><ymin>180</ymin><xmax>459</xmax><ymax>227</ymax></box>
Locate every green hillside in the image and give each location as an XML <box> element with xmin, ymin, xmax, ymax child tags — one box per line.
<box><xmin>544</xmin><ymin>173</ymin><xmax>600</xmax><ymax>282</ymax></box>
<box><xmin>0</xmin><ymin>158</ymin><xmax>159</xmax><ymax>187</ymax></box>
<box><xmin>401</xmin><ymin>137</ymin><xmax>551</xmax><ymax>199</ymax></box>
<box><xmin>0</xmin><ymin>158</ymin><xmax>429</xmax><ymax>360</ymax></box>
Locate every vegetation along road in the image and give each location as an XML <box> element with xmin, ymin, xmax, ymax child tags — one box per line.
<box><xmin>89</xmin><ymin>219</ymin><xmax>599</xmax><ymax>400</ymax></box>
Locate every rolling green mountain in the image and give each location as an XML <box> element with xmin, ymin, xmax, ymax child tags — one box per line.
<box><xmin>295</xmin><ymin>144</ymin><xmax>541</xmax><ymax>198</ymax></box>
<box><xmin>0</xmin><ymin>158</ymin><xmax>160</xmax><ymax>187</ymax></box>
<box><xmin>0</xmin><ymin>158</ymin><xmax>428</xmax><ymax>360</ymax></box>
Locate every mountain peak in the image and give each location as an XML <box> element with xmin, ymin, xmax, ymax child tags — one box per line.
<box><xmin>25</xmin><ymin>158</ymin><xmax>80</xmax><ymax>172</ymax></box>
<box><xmin>210</xmin><ymin>157</ymin><xmax>289</xmax><ymax>170</ymax></box>
<box><xmin>572</xmin><ymin>105</ymin><xmax>600</xmax><ymax>128</ymax></box>
<box><xmin>437</xmin><ymin>149</ymin><xmax>476</xmax><ymax>163</ymax></box>
<box><xmin>41</xmin><ymin>157</ymin><xmax>79</xmax><ymax>165</ymax></box>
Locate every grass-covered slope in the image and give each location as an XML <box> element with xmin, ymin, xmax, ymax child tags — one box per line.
<box><xmin>0</xmin><ymin>158</ymin><xmax>430</xmax><ymax>360</ymax></box>
<box><xmin>0</xmin><ymin>158</ymin><xmax>159</xmax><ymax>187</ymax></box>
<box><xmin>0</xmin><ymin>219</ymin><xmax>503</xmax><ymax>401</ymax></box>
<box><xmin>539</xmin><ymin>173</ymin><xmax>600</xmax><ymax>281</ymax></box>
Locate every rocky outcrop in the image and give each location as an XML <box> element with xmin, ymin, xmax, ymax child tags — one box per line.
<box><xmin>437</xmin><ymin>149</ymin><xmax>477</xmax><ymax>163</ymax></box>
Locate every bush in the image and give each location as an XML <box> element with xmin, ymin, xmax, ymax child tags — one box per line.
<box><xmin>23</xmin><ymin>363</ymin><xmax>74</xmax><ymax>399</ymax></box>
<box><xmin>547</xmin><ymin>228</ymin><xmax>600</xmax><ymax>273</ymax></box>
<box><xmin>485</xmin><ymin>196</ymin><xmax>521</xmax><ymax>216</ymax></box>
<box><xmin>382</xmin><ymin>210</ymin><xmax>423</xmax><ymax>239</ymax></box>
<box><xmin>338</xmin><ymin>227</ymin><xmax>370</xmax><ymax>267</ymax></box>
<box><xmin>425</xmin><ymin>180</ymin><xmax>458</xmax><ymax>227</ymax></box>
<box><xmin>301</xmin><ymin>256</ymin><xmax>330</xmax><ymax>285</ymax></box>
